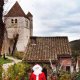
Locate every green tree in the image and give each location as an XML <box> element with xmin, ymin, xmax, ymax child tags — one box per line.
<box><xmin>58</xmin><ymin>71</ymin><xmax>71</xmax><ymax>80</ymax></box>
<box><xmin>0</xmin><ymin>0</ymin><xmax>5</xmax><ymax>56</ymax></box>
<box><xmin>7</xmin><ymin>62</ymin><xmax>30</xmax><ymax>80</ymax></box>
<box><xmin>74</xmin><ymin>72</ymin><xmax>80</xmax><ymax>80</ymax></box>
<box><xmin>0</xmin><ymin>65</ymin><xmax>3</xmax><ymax>80</ymax></box>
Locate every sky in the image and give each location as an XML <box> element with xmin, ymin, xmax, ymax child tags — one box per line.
<box><xmin>4</xmin><ymin>0</ymin><xmax>80</xmax><ymax>41</ymax></box>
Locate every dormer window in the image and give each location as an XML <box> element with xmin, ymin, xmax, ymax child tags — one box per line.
<box><xmin>31</xmin><ymin>37</ymin><xmax>37</xmax><ymax>45</ymax></box>
<box><xmin>15</xmin><ymin>19</ymin><xmax>17</xmax><ymax>23</ymax></box>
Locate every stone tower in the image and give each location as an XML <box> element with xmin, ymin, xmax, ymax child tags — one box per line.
<box><xmin>4</xmin><ymin>1</ymin><xmax>33</xmax><ymax>53</ymax></box>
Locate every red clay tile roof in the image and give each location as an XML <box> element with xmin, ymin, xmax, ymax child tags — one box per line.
<box><xmin>4</xmin><ymin>1</ymin><xmax>25</xmax><ymax>17</ymax></box>
<box><xmin>24</xmin><ymin>36</ymin><xmax>71</xmax><ymax>62</ymax></box>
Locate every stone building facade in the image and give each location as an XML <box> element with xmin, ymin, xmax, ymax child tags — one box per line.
<box><xmin>3</xmin><ymin>2</ymin><xmax>33</xmax><ymax>54</ymax></box>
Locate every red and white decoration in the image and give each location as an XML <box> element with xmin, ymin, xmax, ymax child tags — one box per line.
<box><xmin>30</xmin><ymin>64</ymin><xmax>46</xmax><ymax>80</ymax></box>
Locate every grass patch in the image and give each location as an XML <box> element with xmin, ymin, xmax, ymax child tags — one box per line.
<box><xmin>0</xmin><ymin>57</ymin><xmax>12</xmax><ymax>65</ymax></box>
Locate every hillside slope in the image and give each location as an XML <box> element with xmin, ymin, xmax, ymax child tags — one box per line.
<box><xmin>70</xmin><ymin>39</ymin><xmax>80</xmax><ymax>53</ymax></box>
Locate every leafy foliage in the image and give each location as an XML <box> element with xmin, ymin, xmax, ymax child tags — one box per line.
<box><xmin>0</xmin><ymin>65</ymin><xmax>3</xmax><ymax>80</ymax></box>
<box><xmin>70</xmin><ymin>40</ymin><xmax>80</xmax><ymax>71</ymax></box>
<box><xmin>58</xmin><ymin>71</ymin><xmax>71</xmax><ymax>80</ymax></box>
<box><xmin>70</xmin><ymin>40</ymin><xmax>80</xmax><ymax>56</ymax></box>
<box><xmin>7</xmin><ymin>62</ymin><xmax>30</xmax><ymax>80</ymax></box>
<box><xmin>70</xmin><ymin>40</ymin><xmax>80</xmax><ymax>52</ymax></box>
<box><xmin>74</xmin><ymin>72</ymin><xmax>80</xmax><ymax>80</ymax></box>
<box><xmin>0</xmin><ymin>57</ymin><xmax>12</xmax><ymax>65</ymax></box>
<box><xmin>13</xmin><ymin>51</ymin><xmax>25</xmax><ymax>59</ymax></box>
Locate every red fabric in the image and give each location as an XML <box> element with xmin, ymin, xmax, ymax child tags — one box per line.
<box><xmin>30</xmin><ymin>72</ymin><xmax>46</xmax><ymax>80</ymax></box>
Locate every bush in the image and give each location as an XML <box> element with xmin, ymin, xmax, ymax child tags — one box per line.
<box><xmin>0</xmin><ymin>65</ymin><xmax>3</xmax><ymax>80</ymax></box>
<box><xmin>7</xmin><ymin>62</ymin><xmax>30</xmax><ymax>80</ymax></box>
<box><xmin>58</xmin><ymin>71</ymin><xmax>71</xmax><ymax>80</ymax></box>
<box><xmin>13</xmin><ymin>51</ymin><xmax>25</xmax><ymax>59</ymax></box>
<box><xmin>75</xmin><ymin>72</ymin><xmax>80</xmax><ymax>80</ymax></box>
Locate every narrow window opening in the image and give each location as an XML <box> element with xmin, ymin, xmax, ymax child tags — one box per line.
<box><xmin>15</xmin><ymin>19</ymin><xmax>17</xmax><ymax>23</ymax></box>
<box><xmin>11</xmin><ymin>19</ymin><xmax>14</xmax><ymax>23</ymax></box>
